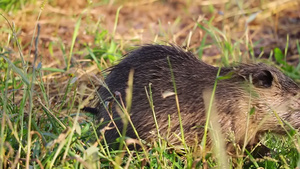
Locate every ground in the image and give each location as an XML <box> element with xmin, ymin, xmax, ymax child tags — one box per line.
<box><xmin>0</xmin><ymin>0</ymin><xmax>300</xmax><ymax>168</ymax></box>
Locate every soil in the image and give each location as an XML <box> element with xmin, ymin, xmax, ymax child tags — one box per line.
<box><xmin>2</xmin><ymin>0</ymin><xmax>300</xmax><ymax>67</ymax></box>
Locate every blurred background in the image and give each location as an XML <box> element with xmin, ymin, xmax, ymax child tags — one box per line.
<box><xmin>1</xmin><ymin>0</ymin><xmax>299</xmax><ymax>67</ymax></box>
<box><xmin>1</xmin><ymin>1</ymin><xmax>300</xmax><ymax>168</ymax></box>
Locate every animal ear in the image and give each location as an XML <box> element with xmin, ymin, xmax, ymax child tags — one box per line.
<box><xmin>252</xmin><ymin>70</ymin><xmax>273</xmax><ymax>88</ymax></box>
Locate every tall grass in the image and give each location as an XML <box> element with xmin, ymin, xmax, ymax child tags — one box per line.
<box><xmin>0</xmin><ymin>0</ymin><xmax>300</xmax><ymax>168</ymax></box>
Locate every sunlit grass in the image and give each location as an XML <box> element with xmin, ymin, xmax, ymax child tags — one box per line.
<box><xmin>0</xmin><ymin>0</ymin><xmax>300</xmax><ymax>168</ymax></box>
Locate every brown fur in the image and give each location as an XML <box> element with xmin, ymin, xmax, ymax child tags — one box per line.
<box><xmin>87</xmin><ymin>45</ymin><xmax>300</xmax><ymax>149</ymax></box>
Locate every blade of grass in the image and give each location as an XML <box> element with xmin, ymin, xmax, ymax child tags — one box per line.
<box><xmin>27</xmin><ymin>0</ymin><xmax>47</xmax><ymax>71</ymax></box>
<box><xmin>26</xmin><ymin>24</ymin><xmax>41</xmax><ymax>169</ymax></box>
<box><xmin>284</xmin><ymin>35</ymin><xmax>289</xmax><ymax>67</ymax></box>
<box><xmin>145</xmin><ymin>83</ymin><xmax>161</xmax><ymax>145</ymax></box>
<box><xmin>42</xmin><ymin>67</ymin><xmax>65</xmax><ymax>72</ymax></box>
<box><xmin>167</xmin><ymin>56</ymin><xmax>186</xmax><ymax>148</ymax></box>
<box><xmin>0</xmin><ymin>62</ymin><xmax>11</xmax><ymax>169</ymax></box>
<box><xmin>112</xmin><ymin>6</ymin><xmax>122</xmax><ymax>38</ymax></box>
<box><xmin>67</xmin><ymin>15</ymin><xmax>82</xmax><ymax>70</ymax></box>
<box><xmin>61</xmin><ymin>86</ymin><xmax>81</xmax><ymax>163</ymax></box>
<box><xmin>58</xmin><ymin>77</ymin><xmax>76</xmax><ymax>112</ymax></box>
<box><xmin>198</xmin><ymin>33</ymin><xmax>208</xmax><ymax>60</ymax></box>
<box><xmin>0</xmin><ymin>14</ymin><xmax>25</xmax><ymax>68</ymax></box>
<box><xmin>114</xmin><ymin>69</ymin><xmax>134</xmax><ymax>167</ymax></box>
<box><xmin>87</xmin><ymin>47</ymin><xmax>102</xmax><ymax>70</ymax></box>
<box><xmin>1</xmin><ymin>56</ymin><xmax>29</xmax><ymax>86</ymax></box>
<box><xmin>201</xmin><ymin>67</ymin><xmax>221</xmax><ymax>159</ymax></box>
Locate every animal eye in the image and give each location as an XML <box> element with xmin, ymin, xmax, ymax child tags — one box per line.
<box><xmin>252</xmin><ymin>70</ymin><xmax>273</xmax><ymax>88</ymax></box>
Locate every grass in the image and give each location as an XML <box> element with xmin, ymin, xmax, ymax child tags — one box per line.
<box><xmin>0</xmin><ymin>0</ymin><xmax>300</xmax><ymax>168</ymax></box>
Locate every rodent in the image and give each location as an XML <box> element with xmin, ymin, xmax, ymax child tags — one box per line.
<box><xmin>85</xmin><ymin>44</ymin><xmax>300</xmax><ymax>151</ymax></box>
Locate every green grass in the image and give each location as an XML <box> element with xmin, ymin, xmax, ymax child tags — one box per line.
<box><xmin>0</xmin><ymin>0</ymin><xmax>28</xmax><ymax>12</ymax></box>
<box><xmin>1</xmin><ymin>0</ymin><xmax>300</xmax><ymax>168</ymax></box>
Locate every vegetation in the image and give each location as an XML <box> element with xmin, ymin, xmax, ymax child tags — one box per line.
<box><xmin>0</xmin><ymin>0</ymin><xmax>300</xmax><ymax>168</ymax></box>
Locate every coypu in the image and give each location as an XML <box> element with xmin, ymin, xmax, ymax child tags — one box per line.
<box><xmin>85</xmin><ymin>44</ymin><xmax>300</xmax><ymax>151</ymax></box>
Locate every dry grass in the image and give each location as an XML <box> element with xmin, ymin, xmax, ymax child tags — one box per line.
<box><xmin>2</xmin><ymin>0</ymin><xmax>299</xmax><ymax>106</ymax></box>
<box><xmin>0</xmin><ymin>0</ymin><xmax>300</xmax><ymax>168</ymax></box>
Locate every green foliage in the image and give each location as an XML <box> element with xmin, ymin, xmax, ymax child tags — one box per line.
<box><xmin>0</xmin><ymin>0</ymin><xmax>24</xmax><ymax>11</ymax></box>
<box><xmin>84</xmin><ymin>7</ymin><xmax>124</xmax><ymax>70</ymax></box>
<box><xmin>0</xmin><ymin>0</ymin><xmax>300</xmax><ymax>168</ymax></box>
<box><xmin>274</xmin><ymin>47</ymin><xmax>300</xmax><ymax>79</ymax></box>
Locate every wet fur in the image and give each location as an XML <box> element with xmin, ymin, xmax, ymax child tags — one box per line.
<box><xmin>86</xmin><ymin>44</ymin><xmax>300</xmax><ymax>149</ymax></box>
